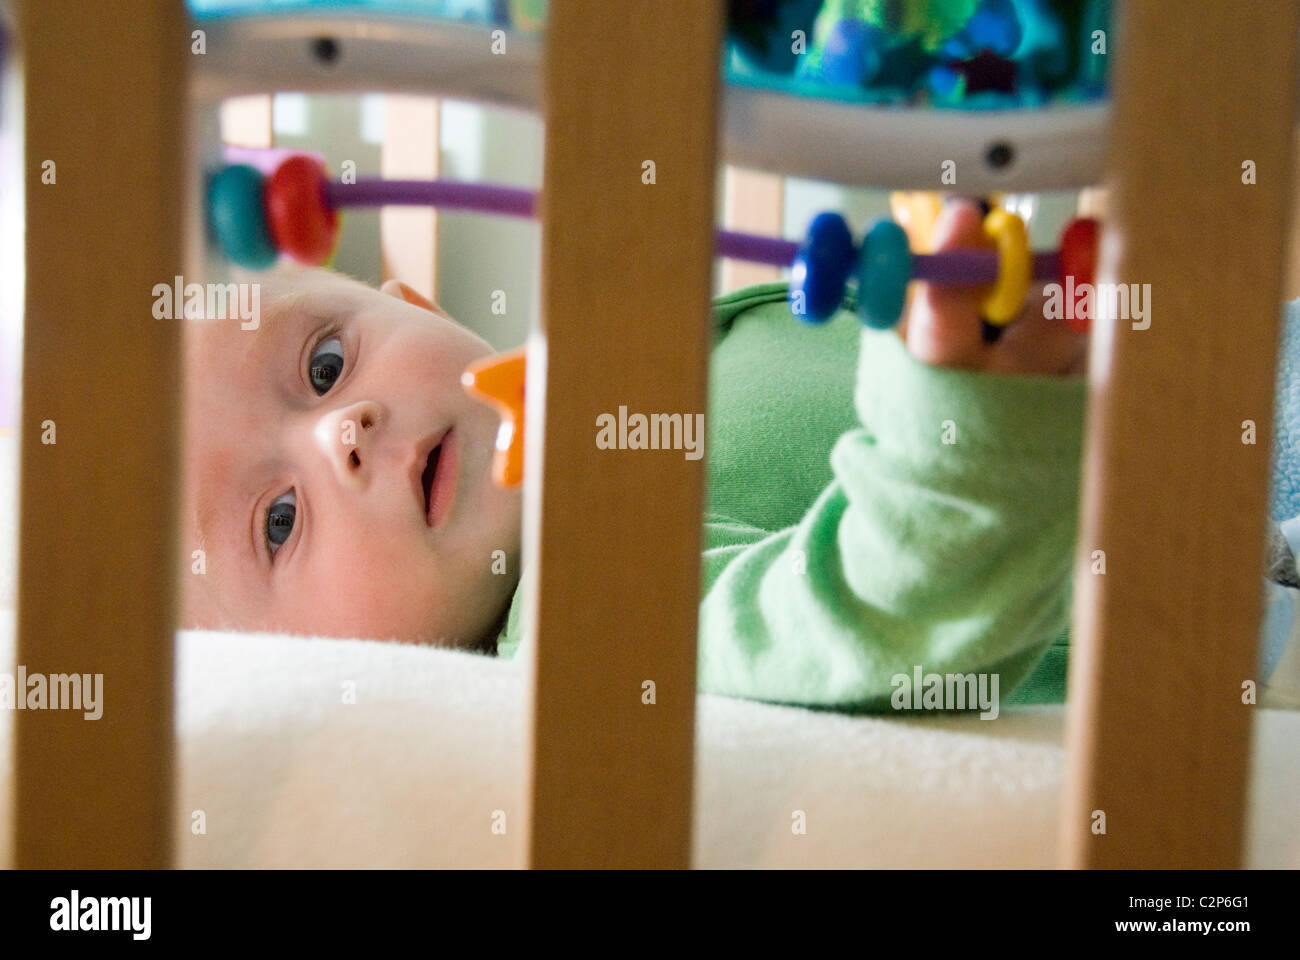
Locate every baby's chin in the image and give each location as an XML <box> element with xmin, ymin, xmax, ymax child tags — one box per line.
<box><xmin>179</xmin><ymin>579</ymin><xmax>512</xmax><ymax>650</ymax></box>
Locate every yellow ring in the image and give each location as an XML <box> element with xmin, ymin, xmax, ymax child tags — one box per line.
<box><xmin>980</xmin><ymin>208</ymin><xmax>1031</xmax><ymax>325</ymax></box>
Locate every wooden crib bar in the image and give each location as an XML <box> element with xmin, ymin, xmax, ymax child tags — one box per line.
<box><xmin>1062</xmin><ymin>0</ymin><xmax>1299</xmax><ymax>868</ymax></box>
<box><xmin>524</xmin><ymin>0</ymin><xmax>721</xmax><ymax>868</ymax></box>
<box><xmin>13</xmin><ymin>0</ymin><xmax>184</xmax><ymax>867</ymax></box>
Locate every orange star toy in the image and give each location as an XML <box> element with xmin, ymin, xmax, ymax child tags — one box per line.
<box><xmin>460</xmin><ymin>347</ymin><xmax>527</xmax><ymax>488</ymax></box>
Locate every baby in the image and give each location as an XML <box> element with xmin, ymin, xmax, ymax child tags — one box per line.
<box><xmin>180</xmin><ymin>263</ymin><xmax>523</xmax><ymax>653</ymax></box>
<box><xmin>180</xmin><ymin>198</ymin><xmax>1088</xmax><ymax>705</ymax></box>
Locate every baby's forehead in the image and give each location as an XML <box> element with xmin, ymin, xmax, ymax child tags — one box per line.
<box><xmin>181</xmin><ymin>314</ymin><xmax>281</xmax><ymax>433</ymax></box>
<box><xmin>185</xmin><ymin>283</ymin><xmax>356</xmax><ymax>364</ymax></box>
<box><xmin>184</xmin><ymin>313</ymin><xmax>258</xmax><ymax>360</ymax></box>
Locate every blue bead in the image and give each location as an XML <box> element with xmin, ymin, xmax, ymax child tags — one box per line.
<box><xmin>791</xmin><ymin>212</ymin><xmax>855</xmax><ymax>324</ymax></box>
<box><xmin>856</xmin><ymin>219</ymin><xmax>912</xmax><ymax>330</ymax></box>
<box><xmin>208</xmin><ymin>165</ymin><xmax>278</xmax><ymax>270</ymax></box>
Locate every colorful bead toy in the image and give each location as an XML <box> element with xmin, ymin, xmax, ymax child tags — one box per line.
<box><xmin>208</xmin><ymin>157</ymin><xmax>539</xmax><ymax>270</ymax></box>
<box><xmin>208</xmin><ymin>155</ymin><xmax>1098</xmax><ymax>333</ymax></box>
<box><xmin>789</xmin><ymin>208</ymin><xmax>1097</xmax><ymax>333</ymax></box>
<box><xmin>206</xmin><ymin>152</ymin><xmax>1100</xmax><ymax>487</ymax></box>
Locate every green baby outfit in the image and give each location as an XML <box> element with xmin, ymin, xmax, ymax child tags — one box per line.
<box><xmin>496</xmin><ymin>282</ymin><xmax>1084</xmax><ymax>710</ymax></box>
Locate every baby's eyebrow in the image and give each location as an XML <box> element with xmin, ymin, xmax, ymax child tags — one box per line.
<box><xmin>260</xmin><ymin>288</ymin><xmax>355</xmax><ymax>335</ymax></box>
<box><xmin>247</xmin><ymin>295</ymin><xmax>308</xmax><ymax>374</ymax></box>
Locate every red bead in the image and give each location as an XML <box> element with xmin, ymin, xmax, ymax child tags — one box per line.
<box><xmin>264</xmin><ymin>155</ymin><xmax>340</xmax><ymax>266</ymax></box>
<box><xmin>1059</xmin><ymin>217</ymin><xmax>1099</xmax><ymax>334</ymax></box>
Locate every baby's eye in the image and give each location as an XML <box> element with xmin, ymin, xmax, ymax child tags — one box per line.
<box><xmin>266</xmin><ymin>491</ymin><xmax>296</xmax><ymax>556</ymax></box>
<box><xmin>309</xmin><ymin>336</ymin><xmax>345</xmax><ymax>395</ymax></box>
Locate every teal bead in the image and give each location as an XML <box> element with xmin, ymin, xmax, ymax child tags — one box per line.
<box><xmin>208</xmin><ymin>165</ymin><xmax>278</xmax><ymax>269</ymax></box>
<box><xmin>856</xmin><ymin>219</ymin><xmax>911</xmax><ymax>330</ymax></box>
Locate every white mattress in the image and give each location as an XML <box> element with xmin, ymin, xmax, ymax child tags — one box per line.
<box><xmin>1</xmin><ymin>618</ymin><xmax>1297</xmax><ymax>869</ymax></box>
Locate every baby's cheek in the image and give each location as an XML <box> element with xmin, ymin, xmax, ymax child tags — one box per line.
<box><xmin>393</xmin><ymin>325</ymin><xmax>488</xmax><ymax>392</ymax></box>
<box><xmin>341</xmin><ymin>528</ymin><xmax>506</xmax><ymax>647</ymax></box>
<box><xmin>312</xmin><ymin>542</ymin><xmax>448</xmax><ymax>642</ymax></box>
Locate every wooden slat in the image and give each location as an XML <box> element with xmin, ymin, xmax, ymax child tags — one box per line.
<box><xmin>1286</xmin><ymin>127</ymin><xmax>1300</xmax><ymax>301</ymax></box>
<box><xmin>14</xmin><ymin>0</ymin><xmax>183</xmax><ymax>868</ymax></box>
<box><xmin>1062</xmin><ymin>0</ymin><xmax>1298</xmax><ymax>868</ymax></box>
<box><xmin>526</xmin><ymin>0</ymin><xmax>721</xmax><ymax>868</ymax></box>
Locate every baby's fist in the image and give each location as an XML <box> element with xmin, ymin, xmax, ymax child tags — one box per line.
<box><xmin>897</xmin><ymin>198</ymin><xmax>1086</xmax><ymax>376</ymax></box>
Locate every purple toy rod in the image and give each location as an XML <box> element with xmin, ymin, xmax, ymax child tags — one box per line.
<box><xmin>327</xmin><ymin>179</ymin><xmax>537</xmax><ymax>219</ymax></box>
<box><xmin>328</xmin><ymin>178</ymin><xmax>1059</xmax><ymax>283</ymax></box>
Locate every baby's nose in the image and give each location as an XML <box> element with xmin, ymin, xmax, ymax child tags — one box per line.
<box><xmin>314</xmin><ymin>400</ymin><xmax>385</xmax><ymax>488</ymax></box>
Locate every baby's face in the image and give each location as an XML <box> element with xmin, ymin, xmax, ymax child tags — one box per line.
<box><xmin>181</xmin><ymin>271</ymin><xmax>522</xmax><ymax>650</ymax></box>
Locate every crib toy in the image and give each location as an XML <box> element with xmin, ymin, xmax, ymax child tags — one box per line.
<box><xmin>207</xmin><ymin>154</ymin><xmax>1100</xmax><ymax>326</ymax></box>
<box><xmin>6</xmin><ymin>0</ymin><xmax>1300</xmax><ymax>871</ymax></box>
<box><xmin>206</xmin><ymin>153</ymin><xmax>1101</xmax><ymax>484</ymax></box>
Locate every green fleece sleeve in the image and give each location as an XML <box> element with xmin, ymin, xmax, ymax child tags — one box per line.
<box><xmin>696</xmin><ymin>325</ymin><xmax>1087</xmax><ymax>711</ymax></box>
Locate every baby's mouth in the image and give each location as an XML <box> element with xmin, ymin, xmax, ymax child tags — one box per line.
<box><xmin>420</xmin><ymin>443</ymin><xmax>442</xmax><ymax>519</ymax></box>
<box><xmin>419</xmin><ymin>427</ymin><xmax>459</xmax><ymax>528</ymax></box>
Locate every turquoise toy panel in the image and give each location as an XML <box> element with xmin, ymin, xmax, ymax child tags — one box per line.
<box><xmin>187</xmin><ymin>0</ymin><xmax>1109</xmax><ymax>109</ymax></box>
<box><xmin>729</xmin><ymin>0</ymin><xmax>1111</xmax><ymax>108</ymax></box>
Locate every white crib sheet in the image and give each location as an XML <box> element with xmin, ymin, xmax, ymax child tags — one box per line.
<box><xmin>0</xmin><ymin>619</ymin><xmax>1296</xmax><ymax>869</ymax></box>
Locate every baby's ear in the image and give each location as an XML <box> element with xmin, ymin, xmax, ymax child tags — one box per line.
<box><xmin>380</xmin><ymin>279</ymin><xmax>444</xmax><ymax>316</ymax></box>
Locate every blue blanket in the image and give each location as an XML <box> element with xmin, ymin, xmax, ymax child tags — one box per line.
<box><xmin>1273</xmin><ymin>300</ymin><xmax>1300</xmax><ymax>521</ymax></box>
